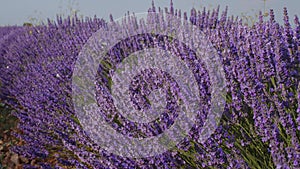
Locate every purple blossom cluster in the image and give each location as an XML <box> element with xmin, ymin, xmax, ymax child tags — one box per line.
<box><xmin>0</xmin><ymin>1</ymin><xmax>299</xmax><ymax>168</ymax></box>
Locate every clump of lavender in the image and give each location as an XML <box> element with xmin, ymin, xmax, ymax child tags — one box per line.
<box><xmin>0</xmin><ymin>1</ymin><xmax>299</xmax><ymax>168</ymax></box>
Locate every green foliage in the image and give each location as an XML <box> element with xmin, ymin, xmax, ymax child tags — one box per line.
<box><xmin>0</xmin><ymin>103</ymin><xmax>18</xmax><ymax>137</ymax></box>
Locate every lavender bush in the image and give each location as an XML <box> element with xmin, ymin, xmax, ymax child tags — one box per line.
<box><xmin>0</xmin><ymin>1</ymin><xmax>299</xmax><ymax>168</ymax></box>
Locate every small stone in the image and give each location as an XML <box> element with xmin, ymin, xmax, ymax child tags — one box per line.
<box><xmin>0</xmin><ymin>140</ymin><xmax>3</xmax><ymax>144</ymax></box>
<box><xmin>10</xmin><ymin>154</ymin><xmax>19</xmax><ymax>165</ymax></box>
<box><xmin>15</xmin><ymin>164</ymin><xmax>22</xmax><ymax>169</ymax></box>
<box><xmin>3</xmin><ymin>134</ymin><xmax>8</xmax><ymax>140</ymax></box>
<box><xmin>0</xmin><ymin>146</ymin><xmax>3</xmax><ymax>151</ymax></box>
<box><xmin>30</xmin><ymin>159</ymin><xmax>36</xmax><ymax>165</ymax></box>
<box><xmin>5</xmin><ymin>151</ymin><xmax>10</xmax><ymax>157</ymax></box>
<box><xmin>20</xmin><ymin>156</ymin><xmax>29</xmax><ymax>163</ymax></box>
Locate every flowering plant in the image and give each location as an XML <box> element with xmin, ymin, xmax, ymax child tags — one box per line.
<box><xmin>0</xmin><ymin>1</ymin><xmax>299</xmax><ymax>168</ymax></box>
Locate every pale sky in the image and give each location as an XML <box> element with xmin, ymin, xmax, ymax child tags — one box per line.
<box><xmin>0</xmin><ymin>0</ymin><xmax>299</xmax><ymax>26</ymax></box>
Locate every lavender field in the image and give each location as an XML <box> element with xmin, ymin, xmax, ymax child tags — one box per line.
<box><xmin>0</xmin><ymin>1</ymin><xmax>300</xmax><ymax>169</ymax></box>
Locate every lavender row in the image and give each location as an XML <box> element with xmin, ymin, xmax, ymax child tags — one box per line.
<box><xmin>0</xmin><ymin>1</ymin><xmax>299</xmax><ymax>168</ymax></box>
